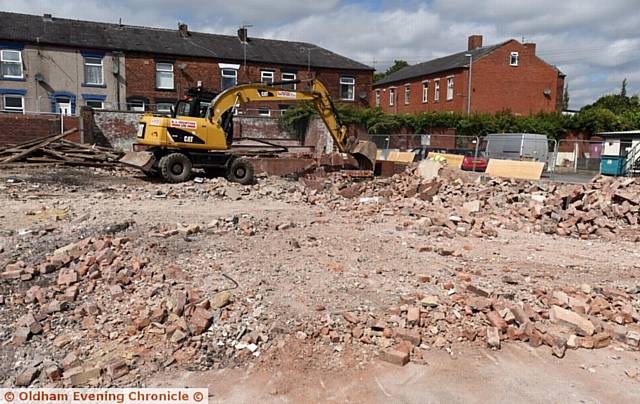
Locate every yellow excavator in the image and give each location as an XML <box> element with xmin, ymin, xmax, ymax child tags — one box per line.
<box><xmin>120</xmin><ymin>79</ymin><xmax>377</xmax><ymax>183</ymax></box>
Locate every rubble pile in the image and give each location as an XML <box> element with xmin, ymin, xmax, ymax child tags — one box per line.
<box><xmin>1</xmin><ymin>217</ymin><xmax>282</xmax><ymax>387</ymax></box>
<box><xmin>365</xmin><ymin>280</ymin><xmax>639</xmax><ymax>366</ymax></box>
<box><xmin>301</xmin><ymin>167</ymin><xmax>640</xmax><ymax>241</ymax></box>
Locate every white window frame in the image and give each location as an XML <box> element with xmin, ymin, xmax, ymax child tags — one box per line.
<box><xmin>510</xmin><ymin>52</ymin><xmax>519</xmax><ymax>66</ymax></box>
<box><xmin>1</xmin><ymin>49</ymin><xmax>23</xmax><ymax>79</ymax></box>
<box><xmin>422</xmin><ymin>80</ymin><xmax>429</xmax><ymax>103</ymax></box>
<box><xmin>375</xmin><ymin>89</ymin><xmax>381</xmax><ymax>107</ymax></box>
<box><xmin>85</xmin><ymin>99</ymin><xmax>104</xmax><ymax>110</ymax></box>
<box><xmin>403</xmin><ymin>84</ymin><xmax>411</xmax><ymax>105</ymax></box>
<box><xmin>2</xmin><ymin>94</ymin><xmax>24</xmax><ymax>113</ymax></box>
<box><xmin>83</xmin><ymin>57</ymin><xmax>104</xmax><ymax>85</ymax></box>
<box><xmin>434</xmin><ymin>79</ymin><xmax>440</xmax><ymax>102</ymax></box>
<box><xmin>339</xmin><ymin>76</ymin><xmax>355</xmax><ymax>101</ymax></box>
<box><xmin>221</xmin><ymin>68</ymin><xmax>238</xmax><ymax>90</ymax></box>
<box><xmin>281</xmin><ymin>72</ymin><xmax>296</xmax><ymax>90</ymax></box>
<box><xmin>156</xmin><ymin>62</ymin><xmax>174</xmax><ymax>90</ymax></box>
<box><xmin>156</xmin><ymin>102</ymin><xmax>173</xmax><ymax>114</ymax></box>
<box><xmin>446</xmin><ymin>76</ymin><xmax>454</xmax><ymax>101</ymax></box>
<box><xmin>258</xmin><ymin>108</ymin><xmax>271</xmax><ymax>117</ymax></box>
<box><xmin>260</xmin><ymin>70</ymin><xmax>274</xmax><ymax>85</ymax></box>
<box><xmin>128</xmin><ymin>99</ymin><xmax>146</xmax><ymax>112</ymax></box>
<box><xmin>389</xmin><ymin>87</ymin><xmax>396</xmax><ymax>106</ymax></box>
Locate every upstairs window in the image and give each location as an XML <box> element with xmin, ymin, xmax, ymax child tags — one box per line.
<box><xmin>446</xmin><ymin>77</ymin><xmax>454</xmax><ymax>101</ymax></box>
<box><xmin>2</xmin><ymin>94</ymin><xmax>24</xmax><ymax>113</ymax></box>
<box><xmin>1</xmin><ymin>50</ymin><xmax>23</xmax><ymax>79</ymax></box>
<box><xmin>404</xmin><ymin>84</ymin><xmax>411</xmax><ymax>105</ymax></box>
<box><xmin>84</xmin><ymin>57</ymin><xmax>103</xmax><ymax>85</ymax></box>
<box><xmin>281</xmin><ymin>72</ymin><xmax>296</xmax><ymax>90</ymax></box>
<box><xmin>389</xmin><ymin>88</ymin><xmax>395</xmax><ymax>106</ymax></box>
<box><xmin>434</xmin><ymin>79</ymin><xmax>440</xmax><ymax>102</ymax></box>
<box><xmin>156</xmin><ymin>62</ymin><xmax>174</xmax><ymax>90</ymax></box>
<box><xmin>375</xmin><ymin>89</ymin><xmax>380</xmax><ymax>107</ymax></box>
<box><xmin>422</xmin><ymin>81</ymin><xmax>429</xmax><ymax>103</ymax></box>
<box><xmin>339</xmin><ymin>76</ymin><xmax>355</xmax><ymax>101</ymax></box>
<box><xmin>510</xmin><ymin>52</ymin><xmax>519</xmax><ymax>66</ymax></box>
<box><xmin>260</xmin><ymin>70</ymin><xmax>274</xmax><ymax>85</ymax></box>
<box><xmin>221</xmin><ymin>68</ymin><xmax>237</xmax><ymax>91</ymax></box>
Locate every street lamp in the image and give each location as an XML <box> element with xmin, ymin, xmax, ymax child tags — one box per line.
<box><xmin>465</xmin><ymin>53</ymin><xmax>472</xmax><ymax>115</ymax></box>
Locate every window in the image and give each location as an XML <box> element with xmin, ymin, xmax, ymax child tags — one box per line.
<box><xmin>84</xmin><ymin>57</ymin><xmax>103</xmax><ymax>85</ymax></box>
<box><xmin>156</xmin><ymin>102</ymin><xmax>173</xmax><ymax>115</ymax></box>
<box><xmin>446</xmin><ymin>77</ymin><xmax>454</xmax><ymax>101</ymax></box>
<box><xmin>422</xmin><ymin>81</ymin><xmax>429</xmax><ymax>103</ymax></box>
<box><xmin>128</xmin><ymin>99</ymin><xmax>146</xmax><ymax>112</ymax></box>
<box><xmin>258</xmin><ymin>108</ymin><xmax>271</xmax><ymax>117</ymax></box>
<box><xmin>260</xmin><ymin>70</ymin><xmax>274</xmax><ymax>85</ymax></box>
<box><xmin>156</xmin><ymin>62</ymin><xmax>174</xmax><ymax>90</ymax></box>
<box><xmin>404</xmin><ymin>84</ymin><xmax>411</xmax><ymax>105</ymax></box>
<box><xmin>221</xmin><ymin>68</ymin><xmax>237</xmax><ymax>91</ymax></box>
<box><xmin>375</xmin><ymin>89</ymin><xmax>380</xmax><ymax>107</ymax></box>
<box><xmin>86</xmin><ymin>100</ymin><xmax>103</xmax><ymax>109</ymax></box>
<box><xmin>510</xmin><ymin>52</ymin><xmax>519</xmax><ymax>66</ymax></box>
<box><xmin>339</xmin><ymin>76</ymin><xmax>355</xmax><ymax>101</ymax></box>
<box><xmin>434</xmin><ymin>79</ymin><xmax>440</xmax><ymax>102</ymax></box>
<box><xmin>281</xmin><ymin>72</ymin><xmax>296</xmax><ymax>90</ymax></box>
<box><xmin>389</xmin><ymin>88</ymin><xmax>395</xmax><ymax>106</ymax></box>
<box><xmin>2</xmin><ymin>94</ymin><xmax>24</xmax><ymax>113</ymax></box>
<box><xmin>1</xmin><ymin>50</ymin><xmax>23</xmax><ymax>78</ymax></box>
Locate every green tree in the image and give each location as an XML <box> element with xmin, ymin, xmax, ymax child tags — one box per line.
<box><xmin>621</xmin><ymin>78</ymin><xmax>628</xmax><ymax>98</ymax></box>
<box><xmin>373</xmin><ymin>60</ymin><xmax>409</xmax><ymax>82</ymax></box>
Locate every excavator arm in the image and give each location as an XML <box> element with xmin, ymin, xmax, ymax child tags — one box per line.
<box><xmin>209</xmin><ymin>79</ymin><xmax>377</xmax><ymax>170</ymax></box>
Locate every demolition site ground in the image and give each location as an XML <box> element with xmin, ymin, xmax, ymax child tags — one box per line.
<box><xmin>1</xmin><ymin>165</ymin><xmax>640</xmax><ymax>403</ymax></box>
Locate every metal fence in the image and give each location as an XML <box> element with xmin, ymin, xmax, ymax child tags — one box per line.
<box><xmin>370</xmin><ymin>133</ymin><xmax>561</xmax><ymax>172</ymax></box>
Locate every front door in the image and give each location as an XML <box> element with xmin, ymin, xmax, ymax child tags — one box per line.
<box><xmin>56</xmin><ymin>97</ymin><xmax>72</xmax><ymax>116</ymax></box>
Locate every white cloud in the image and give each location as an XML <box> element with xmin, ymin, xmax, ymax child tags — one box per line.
<box><xmin>0</xmin><ymin>0</ymin><xmax>638</xmax><ymax>108</ymax></box>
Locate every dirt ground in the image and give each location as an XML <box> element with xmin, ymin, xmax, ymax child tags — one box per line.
<box><xmin>1</xmin><ymin>165</ymin><xmax>639</xmax><ymax>402</ymax></box>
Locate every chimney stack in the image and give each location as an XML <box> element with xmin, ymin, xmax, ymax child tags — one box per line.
<box><xmin>43</xmin><ymin>13</ymin><xmax>53</xmax><ymax>22</ymax></box>
<box><xmin>178</xmin><ymin>23</ymin><xmax>189</xmax><ymax>38</ymax></box>
<box><xmin>468</xmin><ymin>35</ymin><xmax>483</xmax><ymax>51</ymax></box>
<box><xmin>237</xmin><ymin>27</ymin><xmax>248</xmax><ymax>43</ymax></box>
<box><xmin>524</xmin><ymin>42</ymin><xmax>536</xmax><ymax>55</ymax></box>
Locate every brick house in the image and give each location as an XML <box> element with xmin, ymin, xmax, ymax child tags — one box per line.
<box><xmin>0</xmin><ymin>12</ymin><xmax>373</xmax><ymax>117</ymax></box>
<box><xmin>372</xmin><ymin>35</ymin><xmax>565</xmax><ymax>116</ymax></box>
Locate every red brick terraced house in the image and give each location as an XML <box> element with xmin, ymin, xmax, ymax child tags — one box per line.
<box><xmin>372</xmin><ymin>35</ymin><xmax>565</xmax><ymax>116</ymax></box>
<box><xmin>0</xmin><ymin>12</ymin><xmax>373</xmax><ymax>117</ymax></box>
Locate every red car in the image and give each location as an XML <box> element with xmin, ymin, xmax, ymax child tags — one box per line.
<box><xmin>461</xmin><ymin>155</ymin><xmax>488</xmax><ymax>172</ymax></box>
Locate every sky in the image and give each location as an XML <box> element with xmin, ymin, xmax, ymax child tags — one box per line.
<box><xmin>1</xmin><ymin>0</ymin><xmax>639</xmax><ymax>109</ymax></box>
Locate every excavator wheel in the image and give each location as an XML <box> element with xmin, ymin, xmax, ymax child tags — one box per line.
<box><xmin>227</xmin><ymin>157</ymin><xmax>255</xmax><ymax>185</ymax></box>
<box><xmin>159</xmin><ymin>152</ymin><xmax>192</xmax><ymax>183</ymax></box>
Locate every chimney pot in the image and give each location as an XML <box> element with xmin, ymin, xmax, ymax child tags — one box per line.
<box><xmin>43</xmin><ymin>13</ymin><xmax>53</xmax><ymax>21</ymax></box>
<box><xmin>468</xmin><ymin>35</ymin><xmax>483</xmax><ymax>51</ymax></box>
<box><xmin>237</xmin><ymin>27</ymin><xmax>248</xmax><ymax>43</ymax></box>
<box><xmin>178</xmin><ymin>23</ymin><xmax>189</xmax><ymax>37</ymax></box>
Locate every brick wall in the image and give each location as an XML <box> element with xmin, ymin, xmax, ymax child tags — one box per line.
<box><xmin>373</xmin><ymin>40</ymin><xmax>564</xmax><ymax>115</ymax></box>
<box><xmin>471</xmin><ymin>41</ymin><xmax>563</xmax><ymax>114</ymax></box>
<box><xmin>0</xmin><ymin>113</ymin><xmax>80</xmax><ymax>146</ymax></box>
<box><xmin>124</xmin><ymin>53</ymin><xmax>373</xmax><ymax>110</ymax></box>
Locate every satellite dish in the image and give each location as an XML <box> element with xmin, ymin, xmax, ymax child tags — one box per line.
<box><xmin>358</xmin><ymin>90</ymin><xmax>368</xmax><ymax>99</ymax></box>
<box><xmin>543</xmin><ymin>88</ymin><xmax>551</xmax><ymax>96</ymax></box>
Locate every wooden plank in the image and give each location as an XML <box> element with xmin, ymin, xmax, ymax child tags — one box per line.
<box><xmin>427</xmin><ymin>152</ymin><xmax>465</xmax><ymax>169</ymax></box>
<box><xmin>485</xmin><ymin>159</ymin><xmax>545</xmax><ymax>181</ymax></box>
<box><xmin>0</xmin><ymin>128</ymin><xmax>77</xmax><ymax>164</ymax></box>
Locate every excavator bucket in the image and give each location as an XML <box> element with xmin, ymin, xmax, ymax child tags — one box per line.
<box><xmin>119</xmin><ymin>151</ymin><xmax>155</xmax><ymax>171</ymax></box>
<box><xmin>350</xmin><ymin>140</ymin><xmax>377</xmax><ymax>171</ymax></box>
